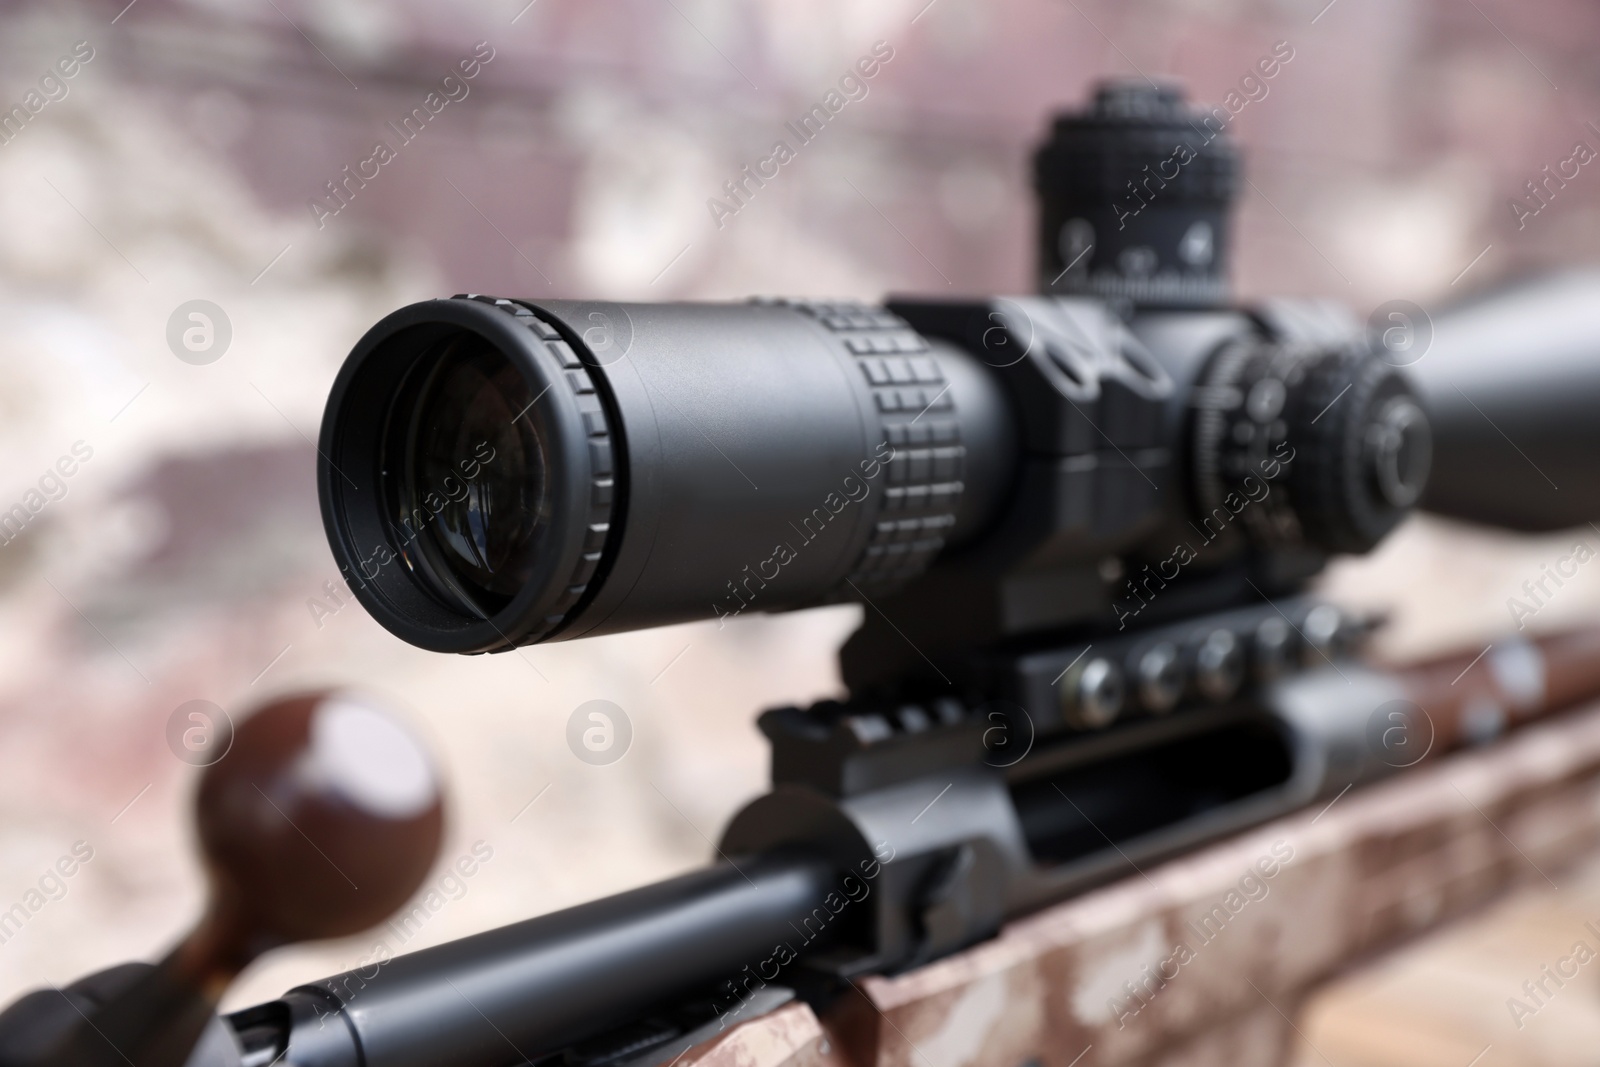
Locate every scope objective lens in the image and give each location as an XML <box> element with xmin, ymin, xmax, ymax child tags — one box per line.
<box><xmin>382</xmin><ymin>332</ymin><xmax>548</xmax><ymax>616</ymax></box>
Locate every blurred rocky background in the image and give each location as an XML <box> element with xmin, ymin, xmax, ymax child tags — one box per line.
<box><xmin>0</xmin><ymin>0</ymin><xmax>1597</xmax><ymax>1062</ymax></box>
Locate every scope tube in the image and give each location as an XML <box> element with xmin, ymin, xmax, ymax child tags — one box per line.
<box><xmin>319</xmin><ymin>296</ymin><xmax>1017</xmax><ymax>653</ymax></box>
<box><xmin>1411</xmin><ymin>270</ymin><xmax>1600</xmax><ymax>531</ymax></box>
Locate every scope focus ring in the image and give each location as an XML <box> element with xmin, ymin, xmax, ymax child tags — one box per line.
<box><xmin>774</xmin><ymin>300</ymin><xmax>967</xmax><ymax>599</ymax></box>
<box><xmin>456</xmin><ymin>294</ymin><xmax>617</xmax><ymax>645</ymax></box>
<box><xmin>1191</xmin><ymin>339</ymin><xmax>1430</xmax><ymax>554</ymax></box>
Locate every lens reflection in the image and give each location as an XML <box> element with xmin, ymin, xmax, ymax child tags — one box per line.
<box><xmin>388</xmin><ymin>332</ymin><xmax>547</xmax><ymax>614</ymax></box>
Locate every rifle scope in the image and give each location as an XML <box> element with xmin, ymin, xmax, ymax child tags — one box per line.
<box><xmin>319</xmin><ymin>291</ymin><xmax>1430</xmax><ymax>656</ymax></box>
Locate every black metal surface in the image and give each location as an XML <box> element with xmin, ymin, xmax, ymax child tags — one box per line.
<box><xmin>318</xmin><ymin>296</ymin><xmax>1017</xmax><ymax>653</ymax></box>
<box><xmin>1413</xmin><ymin>270</ymin><xmax>1600</xmax><ymax>530</ymax></box>
<box><xmin>1033</xmin><ymin>80</ymin><xmax>1241</xmax><ymax>307</ymax></box>
<box><xmin>233</xmin><ymin>853</ymin><xmax>839</xmax><ymax>1067</ymax></box>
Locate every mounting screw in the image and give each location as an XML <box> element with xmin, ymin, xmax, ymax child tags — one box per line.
<box><xmin>1302</xmin><ymin>604</ymin><xmax>1344</xmax><ymax>665</ymax></box>
<box><xmin>1062</xmin><ymin>656</ymin><xmax>1124</xmax><ymax>728</ymax></box>
<box><xmin>1135</xmin><ymin>642</ymin><xmax>1183</xmax><ymax>713</ymax></box>
<box><xmin>1253</xmin><ymin>616</ymin><xmax>1295</xmax><ymax>682</ymax></box>
<box><xmin>1194</xmin><ymin>629</ymin><xmax>1244</xmax><ymax>702</ymax></box>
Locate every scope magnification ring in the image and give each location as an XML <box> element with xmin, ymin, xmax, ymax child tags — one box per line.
<box><xmin>318</xmin><ymin>296</ymin><xmax>617</xmax><ymax>654</ymax></box>
<box><xmin>1190</xmin><ymin>337</ymin><xmax>1428</xmax><ymax>555</ymax></box>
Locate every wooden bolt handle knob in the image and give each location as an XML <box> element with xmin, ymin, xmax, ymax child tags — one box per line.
<box><xmin>185</xmin><ymin>690</ymin><xmax>445</xmax><ymax>983</ymax></box>
<box><xmin>0</xmin><ymin>690</ymin><xmax>446</xmax><ymax>1067</ymax></box>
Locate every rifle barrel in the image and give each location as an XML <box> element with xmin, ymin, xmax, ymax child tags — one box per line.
<box><xmin>246</xmin><ymin>852</ymin><xmax>837</xmax><ymax>1067</ymax></box>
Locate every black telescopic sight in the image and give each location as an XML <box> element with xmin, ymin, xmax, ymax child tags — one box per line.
<box><xmin>319</xmin><ymin>296</ymin><xmax>1017</xmax><ymax>654</ymax></box>
<box><xmin>319</xmin><ymin>81</ymin><xmax>1432</xmax><ymax>663</ymax></box>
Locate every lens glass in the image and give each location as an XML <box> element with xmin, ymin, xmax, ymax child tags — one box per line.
<box><xmin>384</xmin><ymin>331</ymin><xmax>548</xmax><ymax>615</ymax></box>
